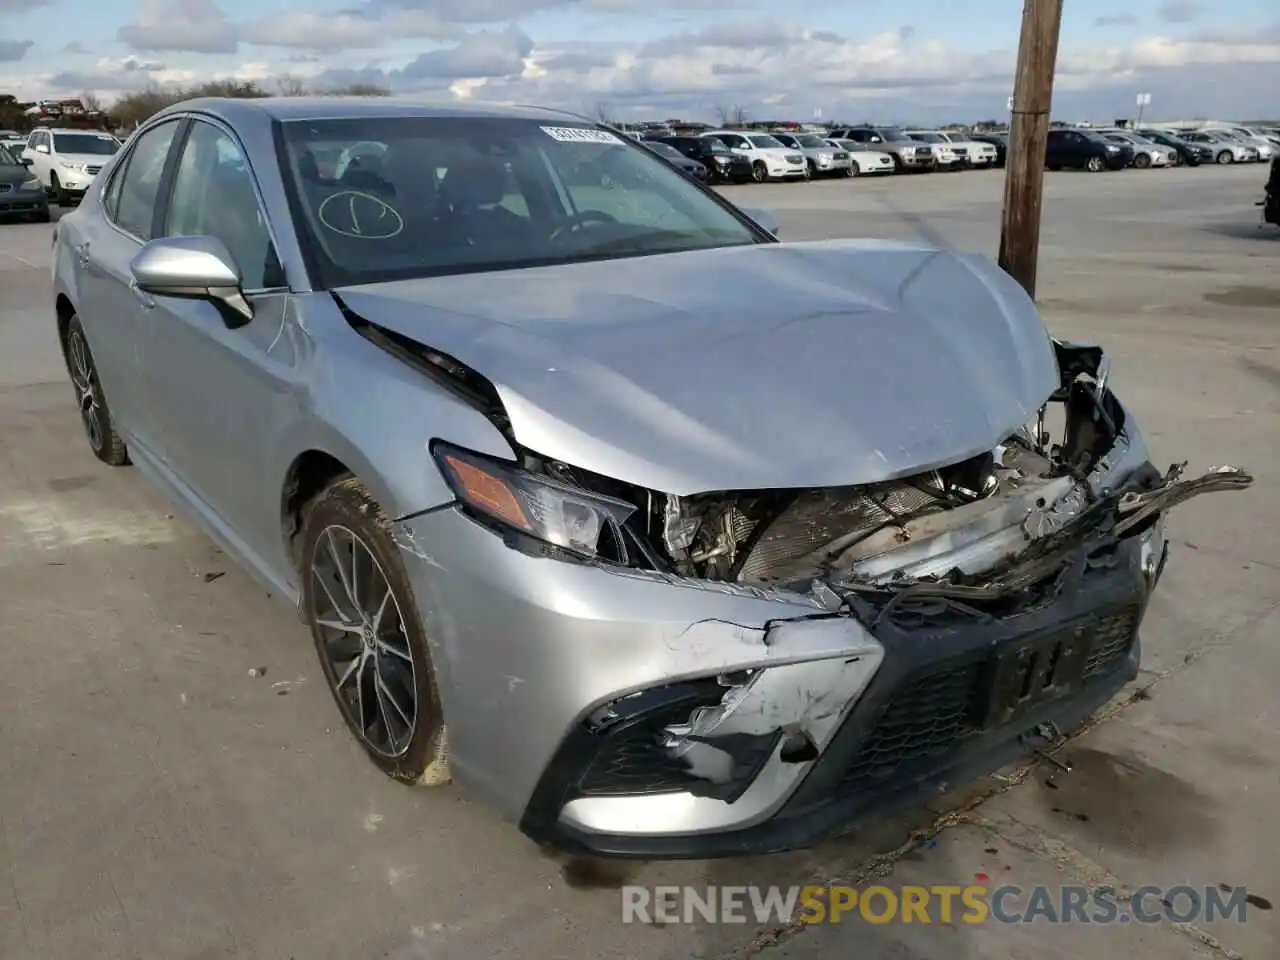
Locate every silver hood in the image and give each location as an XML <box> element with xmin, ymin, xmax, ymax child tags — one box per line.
<box><xmin>336</xmin><ymin>239</ymin><xmax>1059</xmax><ymax>495</ymax></box>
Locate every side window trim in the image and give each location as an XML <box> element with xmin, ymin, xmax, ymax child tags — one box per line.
<box><xmin>104</xmin><ymin>117</ymin><xmax>187</xmax><ymax>243</ymax></box>
<box><xmin>162</xmin><ymin>116</ymin><xmax>288</xmax><ymax>295</ymax></box>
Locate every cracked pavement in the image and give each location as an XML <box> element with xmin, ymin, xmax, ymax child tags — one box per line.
<box><xmin>1</xmin><ymin>164</ymin><xmax>1277</xmax><ymax>959</ymax></box>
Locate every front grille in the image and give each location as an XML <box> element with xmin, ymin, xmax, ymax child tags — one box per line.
<box><xmin>833</xmin><ymin>151</ymin><xmax>849</xmax><ymax>160</ymax></box>
<box><xmin>952</xmin><ymin>147</ymin><xmax>969</xmax><ymax>156</ymax></box>
<box><xmin>840</xmin><ymin>607</ymin><xmax>1140</xmax><ymax>794</ymax></box>
<box><xmin>786</xmin><ymin>154</ymin><xmax>804</xmax><ymax>164</ymax></box>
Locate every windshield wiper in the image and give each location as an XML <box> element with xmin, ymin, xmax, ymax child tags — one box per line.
<box><xmin>578</xmin><ymin>229</ymin><xmax>754</xmax><ymax>257</ymax></box>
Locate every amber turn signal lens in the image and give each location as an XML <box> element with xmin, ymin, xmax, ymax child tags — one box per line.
<box><xmin>444</xmin><ymin>455</ymin><xmax>531</xmax><ymax>531</ymax></box>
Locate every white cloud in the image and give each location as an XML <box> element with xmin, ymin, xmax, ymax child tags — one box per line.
<box><xmin>6</xmin><ymin>14</ymin><xmax>1278</xmax><ymax>123</ymax></box>
<box><xmin>117</xmin><ymin>0</ymin><xmax>239</xmax><ymax>55</ymax></box>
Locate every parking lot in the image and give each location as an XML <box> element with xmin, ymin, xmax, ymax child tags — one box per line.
<box><xmin>1</xmin><ymin>163</ymin><xmax>1277</xmax><ymax>960</ymax></box>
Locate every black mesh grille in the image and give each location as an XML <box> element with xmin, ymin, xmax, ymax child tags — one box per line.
<box><xmin>577</xmin><ymin>699</ymin><xmax>704</xmax><ymax>796</ymax></box>
<box><xmin>841</xmin><ymin>607</ymin><xmax>1140</xmax><ymax>793</ymax></box>
<box><xmin>842</xmin><ymin>661</ymin><xmax>984</xmax><ymax>790</ymax></box>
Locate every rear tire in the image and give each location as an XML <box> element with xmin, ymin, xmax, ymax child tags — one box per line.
<box><xmin>64</xmin><ymin>314</ymin><xmax>129</xmax><ymax>466</ymax></box>
<box><xmin>300</xmin><ymin>477</ymin><xmax>450</xmax><ymax>786</ymax></box>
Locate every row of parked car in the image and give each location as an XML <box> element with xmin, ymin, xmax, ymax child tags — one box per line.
<box><xmin>638</xmin><ymin>122</ymin><xmax>1279</xmax><ymax>184</ymax></box>
<box><xmin>638</xmin><ymin>126</ymin><xmax>1010</xmax><ymax>183</ymax></box>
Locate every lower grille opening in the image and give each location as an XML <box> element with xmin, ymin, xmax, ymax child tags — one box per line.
<box><xmin>841</xmin><ymin>607</ymin><xmax>1140</xmax><ymax>794</ymax></box>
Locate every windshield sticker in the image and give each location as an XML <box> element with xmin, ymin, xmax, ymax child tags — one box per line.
<box><xmin>318</xmin><ymin>191</ymin><xmax>404</xmax><ymax>239</ymax></box>
<box><xmin>540</xmin><ymin>126</ymin><xmax>622</xmax><ymax>145</ymax></box>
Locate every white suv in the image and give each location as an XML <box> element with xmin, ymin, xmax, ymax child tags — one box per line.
<box><xmin>702</xmin><ymin>131</ymin><xmax>808</xmax><ymax>182</ymax></box>
<box><xmin>21</xmin><ymin>127</ymin><xmax>122</xmax><ymax>205</ymax></box>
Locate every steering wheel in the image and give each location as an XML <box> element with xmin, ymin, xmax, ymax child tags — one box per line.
<box><xmin>548</xmin><ymin>210</ymin><xmax>618</xmax><ymax>242</ymax></box>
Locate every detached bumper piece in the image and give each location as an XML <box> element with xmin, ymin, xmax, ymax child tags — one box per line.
<box><xmin>521</xmin><ymin>539</ymin><xmax>1150</xmax><ymax>859</ymax></box>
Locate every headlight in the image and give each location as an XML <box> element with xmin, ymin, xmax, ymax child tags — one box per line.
<box><xmin>21</xmin><ymin>177</ymin><xmax>40</xmax><ymax>190</ymax></box>
<box><xmin>1106</xmin><ymin>145</ymin><xmax>1120</xmax><ymax>152</ymax></box>
<box><xmin>57</xmin><ymin>159</ymin><xmax>85</xmax><ymax>171</ymax></box>
<box><xmin>433</xmin><ymin>443</ymin><xmax>637</xmax><ymax>559</ymax></box>
<box><xmin>817</xmin><ymin>152</ymin><xmax>833</xmax><ymax>163</ymax></box>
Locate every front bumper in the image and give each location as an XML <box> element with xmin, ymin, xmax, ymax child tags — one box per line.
<box><xmin>0</xmin><ymin>186</ymin><xmax>49</xmax><ymax>216</ymax></box>
<box><xmin>393</xmin><ymin>482</ymin><xmax>1168</xmax><ymax>858</ymax></box>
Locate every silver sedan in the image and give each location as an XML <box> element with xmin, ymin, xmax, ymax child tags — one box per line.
<box><xmin>51</xmin><ymin>97</ymin><xmax>1251</xmax><ymax>858</ymax></box>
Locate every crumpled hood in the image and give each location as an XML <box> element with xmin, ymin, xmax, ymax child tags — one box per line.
<box><xmin>336</xmin><ymin>238</ymin><xmax>1059</xmax><ymax>495</ymax></box>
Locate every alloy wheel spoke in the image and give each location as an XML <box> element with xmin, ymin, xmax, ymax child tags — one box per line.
<box><xmin>311</xmin><ymin>566</ymin><xmax>349</xmax><ymax>622</ymax></box>
<box><xmin>376</xmin><ymin>636</ymin><xmax>412</xmax><ymax>663</ymax></box>
<box><xmin>324</xmin><ymin>528</ymin><xmax>359</xmax><ymax>618</ymax></box>
<box><xmin>376</xmin><ymin>670</ymin><xmax>413</xmax><ymax>732</ymax></box>
<box><xmin>315</xmin><ymin>617</ymin><xmax>363</xmax><ymax>635</ymax></box>
<box><xmin>336</xmin><ymin>652</ymin><xmax>363</xmax><ymax>690</ymax></box>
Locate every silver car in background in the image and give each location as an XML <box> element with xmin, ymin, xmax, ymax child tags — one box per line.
<box><xmin>771</xmin><ymin>132</ymin><xmax>854</xmax><ymax>178</ymax></box>
<box><xmin>1177</xmin><ymin>130</ymin><xmax>1259</xmax><ymax>164</ymax></box>
<box><xmin>1101</xmin><ymin>132</ymin><xmax>1175</xmax><ymax>169</ymax></box>
<box><xmin>51</xmin><ymin>97</ymin><xmax>1251</xmax><ymax>858</ymax></box>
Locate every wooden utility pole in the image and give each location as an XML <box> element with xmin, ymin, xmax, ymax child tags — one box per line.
<box><xmin>998</xmin><ymin>0</ymin><xmax>1064</xmax><ymax>300</ymax></box>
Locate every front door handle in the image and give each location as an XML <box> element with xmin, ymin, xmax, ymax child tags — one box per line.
<box><xmin>130</xmin><ymin>284</ymin><xmax>155</xmax><ymax>309</ymax></box>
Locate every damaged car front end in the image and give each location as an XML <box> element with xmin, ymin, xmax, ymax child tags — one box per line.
<box><xmin>385</xmin><ymin>330</ymin><xmax>1249</xmax><ymax>857</ymax></box>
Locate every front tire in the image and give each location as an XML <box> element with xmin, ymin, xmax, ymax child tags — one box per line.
<box><xmin>1133</xmin><ymin>153</ymin><xmax>1152</xmax><ymax>169</ymax></box>
<box><xmin>300</xmin><ymin>477</ymin><xmax>449</xmax><ymax>786</ymax></box>
<box><xmin>49</xmin><ymin>172</ymin><xmax>70</xmax><ymax>206</ymax></box>
<box><xmin>64</xmin><ymin>315</ymin><xmax>128</xmax><ymax>466</ymax></box>
<box><xmin>1216</xmin><ymin>150</ymin><xmax>1233</xmax><ymax>165</ymax></box>
<box><xmin>751</xmin><ymin>161</ymin><xmax>768</xmax><ymax>183</ymax></box>
<box><xmin>846</xmin><ymin>160</ymin><xmax>860</xmax><ymax>177</ymax></box>
<box><xmin>1086</xmin><ymin>156</ymin><xmax>1105</xmax><ymax>172</ymax></box>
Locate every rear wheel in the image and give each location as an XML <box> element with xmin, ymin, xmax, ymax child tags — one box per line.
<box><xmin>751</xmin><ymin>161</ymin><xmax>768</xmax><ymax>183</ymax></box>
<box><xmin>64</xmin><ymin>314</ymin><xmax>128</xmax><ymax>466</ymax></box>
<box><xmin>301</xmin><ymin>477</ymin><xmax>449</xmax><ymax>785</ymax></box>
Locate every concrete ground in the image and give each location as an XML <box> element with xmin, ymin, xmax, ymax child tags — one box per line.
<box><xmin>1</xmin><ymin>163</ymin><xmax>1276</xmax><ymax>960</ymax></box>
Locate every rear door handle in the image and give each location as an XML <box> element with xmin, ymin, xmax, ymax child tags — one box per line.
<box><xmin>130</xmin><ymin>284</ymin><xmax>154</xmax><ymax>309</ymax></box>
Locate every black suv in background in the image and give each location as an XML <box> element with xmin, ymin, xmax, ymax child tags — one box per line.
<box><xmin>1136</xmin><ymin>129</ymin><xmax>1215</xmax><ymax>166</ymax></box>
<box><xmin>654</xmin><ymin>136</ymin><xmax>753</xmax><ymax>183</ymax></box>
<box><xmin>1045</xmin><ymin>129</ymin><xmax>1132</xmax><ymax>172</ymax></box>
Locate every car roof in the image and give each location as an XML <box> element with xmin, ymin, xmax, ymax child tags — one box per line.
<box><xmin>152</xmin><ymin>96</ymin><xmax>588</xmax><ymax>127</ymax></box>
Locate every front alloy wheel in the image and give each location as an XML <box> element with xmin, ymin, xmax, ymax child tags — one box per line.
<box><xmin>65</xmin><ymin>315</ymin><xmax>128</xmax><ymax>466</ymax></box>
<box><xmin>302</xmin><ymin>478</ymin><xmax>448</xmax><ymax>784</ymax></box>
<box><xmin>752</xmin><ymin>161</ymin><xmax>768</xmax><ymax>182</ymax></box>
<box><xmin>1086</xmin><ymin>156</ymin><xmax>1105</xmax><ymax>172</ymax></box>
<box><xmin>846</xmin><ymin>160</ymin><xmax>860</xmax><ymax>177</ymax></box>
<box><xmin>1216</xmin><ymin>150</ymin><xmax>1233</xmax><ymax>165</ymax></box>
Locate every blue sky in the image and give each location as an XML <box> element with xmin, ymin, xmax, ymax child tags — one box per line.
<box><xmin>2</xmin><ymin>0</ymin><xmax>1277</xmax><ymax>122</ymax></box>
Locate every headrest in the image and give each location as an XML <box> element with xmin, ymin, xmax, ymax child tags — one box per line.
<box><xmin>439</xmin><ymin>155</ymin><xmax>507</xmax><ymax>207</ymax></box>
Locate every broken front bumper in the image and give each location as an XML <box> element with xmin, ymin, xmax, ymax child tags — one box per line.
<box><xmin>393</xmin><ymin>496</ymin><xmax>1168</xmax><ymax>858</ymax></box>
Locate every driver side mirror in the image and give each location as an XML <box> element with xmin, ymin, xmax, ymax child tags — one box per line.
<box><xmin>19</xmin><ymin>157</ymin><xmax>32</xmax><ymax>166</ymax></box>
<box><xmin>130</xmin><ymin>236</ymin><xmax>253</xmax><ymax>325</ymax></box>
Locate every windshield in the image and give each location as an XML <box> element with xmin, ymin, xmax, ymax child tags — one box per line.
<box><xmin>794</xmin><ymin>134</ymin><xmax>829</xmax><ymax>148</ymax></box>
<box><xmin>702</xmin><ymin>139</ymin><xmax>730</xmax><ymax>154</ymax></box>
<box><xmin>874</xmin><ymin>128</ymin><xmax>907</xmax><ymax>141</ymax></box>
<box><xmin>909</xmin><ymin>132</ymin><xmax>946</xmax><ymax>144</ymax></box>
<box><xmin>747</xmin><ymin>135</ymin><xmax>784</xmax><ymax>149</ymax></box>
<box><xmin>0</xmin><ymin>144</ymin><xmax>22</xmax><ymax>166</ymax></box>
<box><xmin>279</xmin><ymin>117</ymin><xmax>763</xmax><ymax>287</ymax></box>
<box><xmin>52</xmin><ymin>133</ymin><xmax>119</xmax><ymax>155</ymax></box>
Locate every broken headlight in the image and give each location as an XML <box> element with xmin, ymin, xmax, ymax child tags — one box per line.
<box><xmin>433</xmin><ymin>443</ymin><xmax>637</xmax><ymax>559</ymax></box>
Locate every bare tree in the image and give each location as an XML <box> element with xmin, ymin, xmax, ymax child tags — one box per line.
<box><xmin>594</xmin><ymin>101</ymin><xmax>615</xmax><ymax>125</ymax></box>
<box><xmin>79</xmin><ymin>89</ymin><xmax>104</xmax><ymax>112</ymax></box>
<box><xmin>730</xmin><ymin>105</ymin><xmax>749</xmax><ymax>126</ymax></box>
<box><xmin>276</xmin><ymin>75</ymin><xmax>308</xmax><ymax>97</ymax></box>
<box><xmin>322</xmin><ymin>82</ymin><xmax>392</xmax><ymax>96</ymax></box>
<box><xmin>713</xmin><ymin>104</ymin><xmax>730</xmax><ymax>125</ymax></box>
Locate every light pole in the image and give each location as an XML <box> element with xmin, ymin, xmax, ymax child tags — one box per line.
<box><xmin>1136</xmin><ymin>92</ymin><xmax>1151</xmax><ymax>127</ymax></box>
